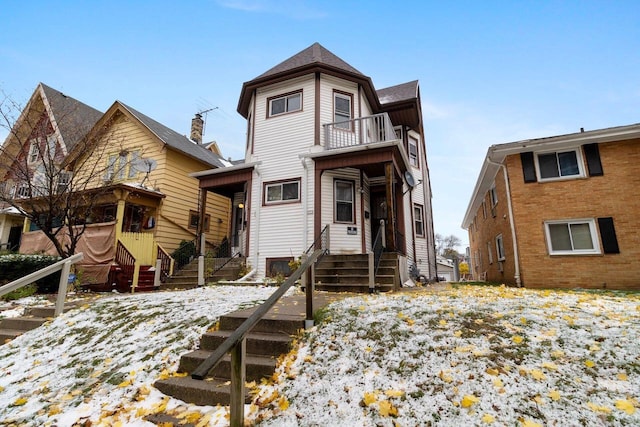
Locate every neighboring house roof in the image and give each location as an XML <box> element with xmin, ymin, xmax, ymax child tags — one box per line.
<box><xmin>461</xmin><ymin>122</ymin><xmax>640</xmax><ymax>229</ymax></box>
<box><xmin>118</xmin><ymin>103</ymin><xmax>227</xmax><ymax>169</ymax></box>
<box><xmin>377</xmin><ymin>80</ymin><xmax>419</xmax><ymax>105</ymax></box>
<box><xmin>39</xmin><ymin>83</ymin><xmax>103</xmax><ymax>152</ymax></box>
<box><xmin>238</xmin><ymin>42</ymin><xmax>380</xmax><ymax>118</ymax></box>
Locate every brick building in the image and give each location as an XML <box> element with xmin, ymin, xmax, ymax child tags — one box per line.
<box><xmin>462</xmin><ymin>123</ymin><xmax>640</xmax><ymax>289</ymax></box>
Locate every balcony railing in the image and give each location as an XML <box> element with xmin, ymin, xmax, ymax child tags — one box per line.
<box><xmin>323</xmin><ymin>113</ymin><xmax>398</xmax><ymax>150</ymax></box>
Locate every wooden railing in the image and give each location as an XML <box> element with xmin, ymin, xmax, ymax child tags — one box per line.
<box><xmin>0</xmin><ymin>253</ymin><xmax>84</xmax><ymax>317</ymax></box>
<box><xmin>191</xmin><ymin>249</ymin><xmax>327</xmax><ymax>427</ymax></box>
<box><xmin>156</xmin><ymin>244</ymin><xmax>173</xmax><ymax>282</ymax></box>
<box><xmin>115</xmin><ymin>241</ymin><xmax>135</xmax><ymax>288</ymax></box>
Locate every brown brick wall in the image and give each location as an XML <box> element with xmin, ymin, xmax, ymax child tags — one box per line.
<box><xmin>505</xmin><ymin>138</ymin><xmax>640</xmax><ymax>290</ymax></box>
<box><xmin>467</xmin><ymin>167</ymin><xmax>517</xmax><ymax>285</ymax></box>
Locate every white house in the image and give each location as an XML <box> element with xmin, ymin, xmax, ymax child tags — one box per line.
<box><xmin>193</xmin><ymin>43</ymin><xmax>436</xmax><ymax>285</ymax></box>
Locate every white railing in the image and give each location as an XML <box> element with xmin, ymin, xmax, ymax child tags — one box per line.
<box><xmin>323</xmin><ymin>113</ymin><xmax>398</xmax><ymax>150</ymax></box>
<box><xmin>0</xmin><ymin>253</ymin><xmax>84</xmax><ymax>317</ymax></box>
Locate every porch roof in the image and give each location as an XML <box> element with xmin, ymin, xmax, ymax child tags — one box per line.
<box><xmin>192</xmin><ymin>162</ymin><xmax>258</xmax><ymax>198</ymax></box>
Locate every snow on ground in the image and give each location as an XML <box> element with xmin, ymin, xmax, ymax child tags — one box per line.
<box><xmin>0</xmin><ymin>285</ymin><xmax>277</xmax><ymax>426</ymax></box>
<box><xmin>251</xmin><ymin>285</ymin><xmax>640</xmax><ymax>427</ymax></box>
<box><xmin>0</xmin><ymin>284</ymin><xmax>639</xmax><ymax>426</ymax></box>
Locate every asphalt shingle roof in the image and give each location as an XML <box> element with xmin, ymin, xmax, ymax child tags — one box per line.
<box><xmin>40</xmin><ymin>83</ymin><xmax>103</xmax><ymax>151</ymax></box>
<box><xmin>377</xmin><ymin>80</ymin><xmax>419</xmax><ymax>105</ymax></box>
<box><xmin>119</xmin><ymin>103</ymin><xmax>226</xmax><ymax>169</ymax></box>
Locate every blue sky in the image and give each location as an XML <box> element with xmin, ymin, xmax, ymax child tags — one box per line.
<box><xmin>1</xmin><ymin>0</ymin><xmax>639</xmax><ymax>250</ymax></box>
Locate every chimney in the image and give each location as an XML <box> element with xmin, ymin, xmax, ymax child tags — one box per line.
<box><xmin>191</xmin><ymin>113</ymin><xmax>204</xmax><ymax>144</ymax></box>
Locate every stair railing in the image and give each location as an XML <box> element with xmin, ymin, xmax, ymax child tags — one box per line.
<box><xmin>156</xmin><ymin>244</ymin><xmax>173</xmax><ymax>282</ymax></box>
<box><xmin>0</xmin><ymin>253</ymin><xmax>84</xmax><ymax>317</ymax></box>
<box><xmin>207</xmin><ymin>251</ymin><xmax>243</xmax><ymax>280</ymax></box>
<box><xmin>373</xmin><ymin>219</ymin><xmax>386</xmax><ymax>276</ymax></box>
<box><xmin>115</xmin><ymin>241</ymin><xmax>136</xmax><ymax>289</ymax></box>
<box><xmin>191</xmin><ymin>248</ymin><xmax>326</xmax><ymax>427</ymax></box>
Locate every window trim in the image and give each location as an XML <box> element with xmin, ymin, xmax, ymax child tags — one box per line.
<box><xmin>188</xmin><ymin>210</ymin><xmax>210</xmax><ymax>232</ymax></box>
<box><xmin>544</xmin><ymin>219</ymin><xmax>601</xmax><ymax>255</ymax></box>
<box><xmin>28</xmin><ymin>137</ymin><xmax>41</xmax><ymax>164</ymax></box>
<box><xmin>535</xmin><ymin>148</ymin><xmax>586</xmax><ymax>182</ymax></box>
<box><xmin>267</xmin><ymin>90</ymin><xmax>302</xmax><ymax>118</ymax></box>
<box><xmin>334</xmin><ymin>179</ymin><xmax>355</xmax><ymax>224</ymax></box>
<box><xmin>495</xmin><ymin>234</ymin><xmax>505</xmax><ymax>261</ymax></box>
<box><xmin>408</xmin><ymin>135</ymin><xmax>419</xmax><ymax>168</ymax></box>
<box><xmin>263</xmin><ymin>178</ymin><xmax>301</xmax><ymax>206</ymax></box>
<box><xmin>487</xmin><ymin>241</ymin><xmax>493</xmax><ymax>264</ymax></box>
<box><xmin>414</xmin><ymin>204</ymin><xmax>425</xmax><ymax>237</ymax></box>
<box><xmin>333</xmin><ymin>90</ymin><xmax>353</xmax><ymax>131</ymax></box>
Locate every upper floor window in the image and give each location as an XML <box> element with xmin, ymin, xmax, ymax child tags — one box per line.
<box><xmin>408</xmin><ymin>136</ymin><xmax>419</xmax><ymax>167</ymax></box>
<box><xmin>268</xmin><ymin>91</ymin><xmax>302</xmax><ymax>117</ymax></box>
<box><xmin>104</xmin><ymin>150</ymin><xmax>140</xmax><ymax>182</ymax></box>
<box><xmin>28</xmin><ymin>138</ymin><xmax>40</xmax><ymax>163</ymax></box>
<box><xmin>536</xmin><ymin>149</ymin><xmax>584</xmax><ymax>181</ymax></box>
<box><xmin>333</xmin><ymin>91</ymin><xmax>353</xmax><ymax>130</ymax></box>
<box><xmin>264</xmin><ymin>179</ymin><xmax>300</xmax><ymax>205</ymax></box>
<box><xmin>189</xmin><ymin>210</ymin><xmax>210</xmax><ymax>232</ymax></box>
<box><xmin>544</xmin><ymin>219</ymin><xmax>599</xmax><ymax>255</ymax></box>
<box><xmin>495</xmin><ymin>234</ymin><xmax>505</xmax><ymax>261</ymax></box>
<box><xmin>334</xmin><ymin>179</ymin><xmax>354</xmax><ymax>223</ymax></box>
<box><xmin>414</xmin><ymin>204</ymin><xmax>425</xmax><ymax>237</ymax></box>
<box><xmin>487</xmin><ymin>241</ymin><xmax>493</xmax><ymax>264</ymax></box>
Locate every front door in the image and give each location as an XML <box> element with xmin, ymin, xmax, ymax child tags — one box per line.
<box><xmin>8</xmin><ymin>226</ymin><xmax>21</xmax><ymax>251</ymax></box>
<box><xmin>370</xmin><ymin>188</ymin><xmax>387</xmax><ymax>248</ymax></box>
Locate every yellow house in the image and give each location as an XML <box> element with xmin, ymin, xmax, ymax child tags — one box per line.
<box><xmin>19</xmin><ymin>98</ymin><xmax>232</xmax><ymax>291</ymax></box>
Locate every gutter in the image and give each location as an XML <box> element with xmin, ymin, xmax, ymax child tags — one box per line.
<box><xmin>486</xmin><ymin>155</ymin><xmax>522</xmax><ymax>287</ymax></box>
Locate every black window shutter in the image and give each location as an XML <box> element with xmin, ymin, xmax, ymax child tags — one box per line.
<box><xmin>520</xmin><ymin>152</ymin><xmax>537</xmax><ymax>183</ymax></box>
<box><xmin>598</xmin><ymin>217</ymin><xmax>619</xmax><ymax>254</ymax></box>
<box><xmin>584</xmin><ymin>143</ymin><xmax>603</xmax><ymax>176</ymax></box>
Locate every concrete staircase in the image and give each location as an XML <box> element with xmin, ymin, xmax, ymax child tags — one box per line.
<box><xmin>314</xmin><ymin>252</ymin><xmax>400</xmax><ymax>293</ymax></box>
<box><xmin>154</xmin><ymin>297</ymin><xmax>305</xmax><ymax>405</ymax></box>
<box><xmin>0</xmin><ymin>305</ymin><xmax>71</xmax><ymax>344</ymax></box>
<box><xmin>159</xmin><ymin>257</ymin><xmax>245</xmax><ymax>291</ymax></box>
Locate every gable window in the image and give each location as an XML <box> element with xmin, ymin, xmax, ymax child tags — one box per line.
<box><xmin>334</xmin><ymin>179</ymin><xmax>354</xmax><ymax>223</ymax></box>
<box><xmin>536</xmin><ymin>149</ymin><xmax>584</xmax><ymax>181</ymax></box>
<box><xmin>264</xmin><ymin>179</ymin><xmax>300</xmax><ymax>205</ymax></box>
<box><xmin>414</xmin><ymin>204</ymin><xmax>425</xmax><ymax>237</ymax></box>
<box><xmin>334</xmin><ymin>91</ymin><xmax>353</xmax><ymax>130</ymax></box>
<box><xmin>489</xmin><ymin>186</ymin><xmax>498</xmax><ymax>217</ymax></box>
<box><xmin>268</xmin><ymin>91</ymin><xmax>302</xmax><ymax>117</ymax></box>
<box><xmin>495</xmin><ymin>234</ymin><xmax>505</xmax><ymax>261</ymax></box>
<box><xmin>408</xmin><ymin>136</ymin><xmax>419</xmax><ymax>167</ymax></box>
<box><xmin>545</xmin><ymin>219</ymin><xmax>600</xmax><ymax>255</ymax></box>
<box><xmin>28</xmin><ymin>138</ymin><xmax>40</xmax><ymax>163</ymax></box>
<box><xmin>188</xmin><ymin>210</ymin><xmax>210</xmax><ymax>232</ymax></box>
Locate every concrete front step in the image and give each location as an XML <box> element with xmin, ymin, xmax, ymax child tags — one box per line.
<box><xmin>200</xmin><ymin>330</ymin><xmax>292</xmax><ymax>355</ymax></box>
<box><xmin>219</xmin><ymin>312</ymin><xmax>305</xmax><ymax>335</ymax></box>
<box><xmin>315</xmin><ymin>282</ymin><xmax>395</xmax><ymax>293</ymax></box>
<box><xmin>178</xmin><ymin>350</ymin><xmax>276</xmax><ymax>381</ymax></box>
<box><xmin>154</xmin><ymin>376</ymin><xmax>250</xmax><ymax>406</ymax></box>
<box><xmin>0</xmin><ymin>316</ymin><xmax>47</xmax><ymax>331</ymax></box>
<box><xmin>0</xmin><ymin>329</ymin><xmax>25</xmax><ymax>342</ymax></box>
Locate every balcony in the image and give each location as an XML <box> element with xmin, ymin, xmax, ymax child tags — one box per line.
<box><xmin>323</xmin><ymin>113</ymin><xmax>398</xmax><ymax>150</ymax></box>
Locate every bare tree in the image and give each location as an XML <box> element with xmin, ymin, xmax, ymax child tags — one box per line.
<box><xmin>0</xmin><ymin>87</ymin><xmax>135</xmax><ymax>258</ymax></box>
<box><xmin>435</xmin><ymin>233</ymin><xmax>462</xmax><ymax>258</ymax></box>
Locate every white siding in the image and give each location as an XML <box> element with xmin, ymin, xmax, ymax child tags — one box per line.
<box><xmin>319</xmin><ymin>75</ymin><xmax>359</xmax><ymax>147</ymax></box>
<box><xmin>247</xmin><ymin>75</ymin><xmax>317</xmax><ymax>276</ymax></box>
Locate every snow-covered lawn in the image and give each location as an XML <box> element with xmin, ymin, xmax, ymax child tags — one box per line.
<box><xmin>0</xmin><ymin>284</ymin><xmax>638</xmax><ymax>426</ymax></box>
<box><xmin>254</xmin><ymin>285</ymin><xmax>640</xmax><ymax>427</ymax></box>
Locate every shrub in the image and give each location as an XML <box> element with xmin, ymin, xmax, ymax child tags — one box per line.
<box><xmin>0</xmin><ymin>254</ymin><xmax>62</xmax><ymax>294</ymax></box>
<box><xmin>1</xmin><ymin>283</ymin><xmax>37</xmax><ymax>301</ymax></box>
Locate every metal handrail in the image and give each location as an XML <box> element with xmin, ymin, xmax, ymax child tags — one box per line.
<box><xmin>191</xmin><ymin>248</ymin><xmax>326</xmax><ymax>426</ymax></box>
<box><xmin>305</xmin><ymin>224</ymin><xmax>330</xmax><ymax>255</ymax></box>
<box><xmin>156</xmin><ymin>244</ymin><xmax>173</xmax><ymax>282</ymax></box>
<box><xmin>0</xmin><ymin>253</ymin><xmax>84</xmax><ymax>317</ymax></box>
<box><xmin>373</xmin><ymin>220</ymin><xmax>386</xmax><ymax>276</ymax></box>
<box><xmin>207</xmin><ymin>252</ymin><xmax>243</xmax><ymax>279</ymax></box>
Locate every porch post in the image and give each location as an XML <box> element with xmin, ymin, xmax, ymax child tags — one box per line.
<box><xmin>196</xmin><ymin>189</ymin><xmax>207</xmax><ymax>254</ymax></box>
<box><xmin>384</xmin><ymin>163</ymin><xmax>396</xmax><ymax>251</ymax></box>
<box><xmin>113</xmin><ymin>189</ymin><xmax>130</xmax><ymax>246</ymax></box>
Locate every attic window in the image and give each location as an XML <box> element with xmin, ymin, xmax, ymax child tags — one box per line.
<box><xmin>268</xmin><ymin>91</ymin><xmax>302</xmax><ymax>117</ymax></box>
<box><xmin>536</xmin><ymin>149</ymin><xmax>585</xmax><ymax>181</ymax></box>
<box><xmin>28</xmin><ymin>138</ymin><xmax>41</xmax><ymax>163</ymax></box>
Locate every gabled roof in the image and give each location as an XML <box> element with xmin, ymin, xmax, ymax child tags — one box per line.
<box><xmin>39</xmin><ymin>83</ymin><xmax>103</xmax><ymax>152</ymax></box>
<box><xmin>377</xmin><ymin>80</ymin><xmax>419</xmax><ymax>105</ymax></box>
<box><xmin>461</xmin><ymin>122</ymin><xmax>640</xmax><ymax>229</ymax></box>
<box><xmin>238</xmin><ymin>43</ymin><xmax>379</xmax><ymax>118</ymax></box>
<box><xmin>118</xmin><ymin>103</ymin><xmax>227</xmax><ymax>169</ymax></box>
<box><xmin>256</xmin><ymin>42</ymin><xmax>364</xmax><ymax>80</ymax></box>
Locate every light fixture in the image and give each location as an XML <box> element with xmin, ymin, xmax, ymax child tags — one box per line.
<box><xmin>238</xmin><ymin>203</ymin><xmax>244</xmax><ymax>209</ymax></box>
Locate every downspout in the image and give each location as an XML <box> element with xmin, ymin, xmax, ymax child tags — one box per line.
<box><xmin>301</xmin><ymin>157</ymin><xmax>309</xmax><ymax>250</ymax></box>
<box><xmin>486</xmin><ymin>156</ymin><xmax>522</xmax><ymax>287</ymax></box>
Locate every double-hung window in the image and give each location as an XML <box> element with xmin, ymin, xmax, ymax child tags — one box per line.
<box><xmin>334</xmin><ymin>180</ymin><xmax>354</xmax><ymax>223</ymax></box>
<box><xmin>268</xmin><ymin>91</ymin><xmax>302</xmax><ymax>117</ymax></box>
<box><xmin>536</xmin><ymin>149</ymin><xmax>584</xmax><ymax>181</ymax></box>
<box><xmin>544</xmin><ymin>219</ymin><xmax>600</xmax><ymax>255</ymax></box>
<box><xmin>28</xmin><ymin>138</ymin><xmax>40</xmax><ymax>163</ymax></box>
<box><xmin>334</xmin><ymin>91</ymin><xmax>352</xmax><ymax>130</ymax></box>
<box><xmin>408</xmin><ymin>136</ymin><xmax>419</xmax><ymax>167</ymax></box>
<box><xmin>414</xmin><ymin>204</ymin><xmax>425</xmax><ymax>237</ymax></box>
<box><xmin>265</xmin><ymin>179</ymin><xmax>300</xmax><ymax>205</ymax></box>
<box><xmin>495</xmin><ymin>234</ymin><xmax>505</xmax><ymax>261</ymax></box>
